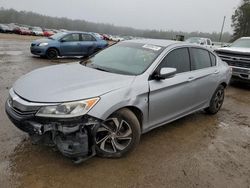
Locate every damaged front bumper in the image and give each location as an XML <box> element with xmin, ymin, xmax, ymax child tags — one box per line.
<box><xmin>5</xmin><ymin>98</ymin><xmax>102</xmax><ymax>163</ymax></box>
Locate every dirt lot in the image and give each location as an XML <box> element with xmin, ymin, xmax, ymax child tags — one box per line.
<box><xmin>0</xmin><ymin>33</ymin><xmax>250</xmax><ymax>188</ymax></box>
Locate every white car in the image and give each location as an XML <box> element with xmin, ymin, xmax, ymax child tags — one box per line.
<box><xmin>186</xmin><ymin>37</ymin><xmax>214</xmax><ymax>49</ymax></box>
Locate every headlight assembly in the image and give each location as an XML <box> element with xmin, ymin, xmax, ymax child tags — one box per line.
<box><xmin>38</xmin><ymin>43</ymin><xmax>48</xmax><ymax>47</ymax></box>
<box><xmin>36</xmin><ymin>97</ymin><xmax>100</xmax><ymax>118</ymax></box>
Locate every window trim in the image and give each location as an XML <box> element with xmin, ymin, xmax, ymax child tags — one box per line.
<box><xmin>209</xmin><ymin>52</ymin><xmax>217</xmax><ymax>67</ymax></box>
<box><xmin>154</xmin><ymin>47</ymin><xmax>192</xmax><ymax>75</ymax></box>
<box><xmin>189</xmin><ymin>47</ymin><xmax>213</xmax><ymax>71</ymax></box>
<box><xmin>61</xmin><ymin>33</ymin><xmax>81</xmax><ymax>42</ymax></box>
<box><xmin>80</xmin><ymin>33</ymin><xmax>97</xmax><ymax>42</ymax></box>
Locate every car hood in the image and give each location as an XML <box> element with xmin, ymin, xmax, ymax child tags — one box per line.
<box><xmin>13</xmin><ymin>63</ymin><xmax>135</xmax><ymax>103</ymax></box>
<box><xmin>32</xmin><ymin>38</ymin><xmax>54</xmax><ymax>45</ymax></box>
<box><xmin>216</xmin><ymin>47</ymin><xmax>250</xmax><ymax>54</ymax></box>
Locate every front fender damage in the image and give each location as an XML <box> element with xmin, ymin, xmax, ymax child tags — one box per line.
<box><xmin>29</xmin><ymin>116</ymin><xmax>102</xmax><ymax>164</ymax></box>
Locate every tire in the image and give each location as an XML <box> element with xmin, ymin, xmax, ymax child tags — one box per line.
<box><xmin>95</xmin><ymin>108</ymin><xmax>141</xmax><ymax>158</ymax></box>
<box><xmin>205</xmin><ymin>85</ymin><xmax>225</xmax><ymax>114</ymax></box>
<box><xmin>46</xmin><ymin>48</ymin><xmax>58</xmax><ymax>59</ymax></box>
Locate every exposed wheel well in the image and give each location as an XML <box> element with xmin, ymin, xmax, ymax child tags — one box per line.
<box><xmin>220</xmin><ymin>82</ymin><xmax>227</xmax><ymax>88</ymax></box>
<box><xmin>111</xmin><ymin>106</ymin><xmax>143</xmax><ymax>130</ymax></box>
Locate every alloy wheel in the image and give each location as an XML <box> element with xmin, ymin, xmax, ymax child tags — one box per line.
<box><xmin>214</xmin><ymin>88</ymin><xmax>224</xmax><ymax>110</ymax></box>
<box><xmin>95</xmin><ymin>118</ymin><xmax>132</xmax><ymax>153</ymax></box>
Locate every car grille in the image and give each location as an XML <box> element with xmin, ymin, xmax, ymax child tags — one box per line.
<box><xmin>7</xmin><ymin>98</ymin><xmax>37</xmax><ymax>116</ymax></box>
<box><xmin>216</xmin><ymin>51</ymin><xmax>250</xmax><ymax>69</ymax></box>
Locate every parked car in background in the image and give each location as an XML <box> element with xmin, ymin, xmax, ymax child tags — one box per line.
<box><xmin>102</xmin><ymin>34</ymin><xmax>112</xmax><ymax>41</ymax></box>
<box><xmin>110</xmin><ymin>35</ymin><xmax>124</xmax><ymax>42</ymax></box>
<box><xmin>6</xmin><ymin>24</ymin><xmax>17</xmax><ymax>33</ymax></box>
<box><xmin>43</xmin><ymin>29</ymin><xmax>55</xmax><ymax>37</ymax></box>
<box><xmin>215</xmin><ymin>37</ymin><xmax>250</xmax><ymax>83</ymax></box>
<box><xmin>18</xmin><ymin>27</ymin><xmax>32</xmax><ymax>35</ymax></box>
<box><xmin>91</xmin><ymin>32</ymin><xmax>104</xmax><ymax>40</ymax></box>
<box><xmin>30</xmin><ymin>31</ymin><xmax>108</xmax><ymax>59</ymax></box>
<box><xmin>30</xmin><ymin>27</ymin><xmax>44</xmax><ymax>36</ymax></box>
<box><xmin>0</xmin><ymin>24</ymin><xmax>11</xmax><ymax>33</ymax></box>
<box><xmin>186</xmin><ymin>37</ymin><xmax>214</xmax><ymax>49</ymax></box>
<box><xmin>6</xmin><ymin>39</ymin><xmax>231</xmax><ymax>163</ymax></box>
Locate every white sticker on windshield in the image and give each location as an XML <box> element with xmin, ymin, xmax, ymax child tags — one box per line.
<box><xmin>142</xmin><ymin>44</ymin><xmax>162</xmax><ymax>51</ymax></box>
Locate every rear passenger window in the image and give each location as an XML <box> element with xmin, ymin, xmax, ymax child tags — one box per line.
<box><xmin>210</xmin><ymin>53</ymin><xmax>216</xmax><ymax>66</ymax></box>
<box><xmin>159</xmin><ymin>48</ymin><xmax>190</xmax><ymax>73</ymax></box>
<box><xmin>190</xmin><ymin>48</ymin><xmax>211</xmax><ymax>70</ymax></box>
<box><xmin>81</xmin><ymin>34</ymin><xmax>96</xmax><ymax>41</ymax></box>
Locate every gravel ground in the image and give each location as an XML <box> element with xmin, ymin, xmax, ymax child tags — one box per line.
<box><xmin>0</xmin><ymin>33</ymin><xmax>249</xmax><ymax>188</ymax></box>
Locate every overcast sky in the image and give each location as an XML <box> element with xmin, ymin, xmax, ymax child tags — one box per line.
<box><xmin>1</xmin><ymin>0</ymin><xmax>241</xmax><ymax>33</ymax></box>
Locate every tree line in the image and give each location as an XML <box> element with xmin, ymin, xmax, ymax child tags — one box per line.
<box><xmin>0</xmin><ymin>7</ymin><xmax>232</xmax><ymax>42</ymax></box>
<box><xmin>232</xmin><ymin>0</ymin><xmax>250</xmax><ymax>40</ymax></box>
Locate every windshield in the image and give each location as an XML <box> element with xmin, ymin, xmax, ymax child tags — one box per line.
<box><xmin>84</xmin><ymin>42</ymin><xmax>164</xmax><ymax>75</ymax></box>
<box><xmin>230</xmin><ymin>38</ymin><xmax>250</xmax><ymax>48</ymax></box>
<box><xmin>49</xmin><ymin>32</ymin><xmax>67</xmax><ymax>40</ymax></box>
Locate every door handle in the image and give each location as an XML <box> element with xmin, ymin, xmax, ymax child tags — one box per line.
<box><xmin>187</xmin><ymin>77</ymin><xmax>195</xmax><ymax>82</ymax></box>
<box><xmin>214</xmin><ymin>70</ymin><xmax>220</xmax><ymax>74</ymax></box>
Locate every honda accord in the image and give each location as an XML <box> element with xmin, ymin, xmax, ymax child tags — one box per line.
<box><xmin>6</xmin><ymin>39</ymin><xmax>232</xmax><ymax>163</ymax></box>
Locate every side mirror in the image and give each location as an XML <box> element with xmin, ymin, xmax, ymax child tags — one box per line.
<box><xmin>60</xmin><ymin>39</ymin><xmax>66</xmax><ymax>42</ymax></box>
<box><xmin>212</xmin><ymin>43</ymin><xmax>214</xmax><ymax>46</ymax></box>
<box><xmin>154</xmin><ymin>68</ymin><xmax>177</xmax><ymax>80</ymax></box>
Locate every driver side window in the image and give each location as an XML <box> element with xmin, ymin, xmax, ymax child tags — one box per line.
<box><xmin>158</xmin><ymin>48</ymin><xmax>191</xmax><ymax>74</ymax></box>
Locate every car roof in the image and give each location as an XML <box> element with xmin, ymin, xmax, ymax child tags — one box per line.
<box><xmin>240</xmin><ymin>37</ymin><xmax>250</xmax><ymax>39</ymax></box>
<box><xmin>66</xmin><ymin>31</ymin><xmax>93</xmax><ymax>35</ymax></box>
<box><xmin>127</xmin><ymin>39</ymin><xmax>180</xmax><ymax>47</ymax></box>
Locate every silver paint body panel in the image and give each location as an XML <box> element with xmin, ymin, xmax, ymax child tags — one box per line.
<box><xmin>11</xmin><ymin>39</ymin><xmax>232</xmax><ymax>133</ymax></box>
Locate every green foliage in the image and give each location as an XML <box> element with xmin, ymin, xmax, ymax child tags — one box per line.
<box><xmin>232</xmin><ymin>0</ymin><xmax>250</xmax><ymax>40</ymax></box>
<box><xmin>0</xmin><ymin>7</ymin><xmax>232</xmax><ymax>42</ymax></box>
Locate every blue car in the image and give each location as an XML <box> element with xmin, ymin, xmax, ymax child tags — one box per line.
<box><xmin>30</xmin><ymin>31</ymin><xmax>108</xmax><ymax>59</ymax></box>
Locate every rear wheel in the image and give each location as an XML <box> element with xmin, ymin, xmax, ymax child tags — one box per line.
<box><xmin>46</xmin><ymin>48</ymin><xmax>58</xmax><ymax>59</ymax></box>
<box><xmin>95</xmin><ymin>108</ymin><xmax>141</xmax><ymax>158</ymax></box>
<box><xmin>205</xmin><ymin>85</ymin><xmax>225</xmax><ymax>114</ymax></box>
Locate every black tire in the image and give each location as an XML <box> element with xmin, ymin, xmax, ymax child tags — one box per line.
<box><xmin>46</xmin><ymin>48</ymin><xmax>58</xmax><ymax>59</ymax></box>
<box><xmin>39</xmin><ymin>55</ymin><xmax>46</xmax><ymax>58</ymax></box>
<box><xmin>205</xmin><ymin>85</ymin><xmax>225</xmax><ymax>114</ymax></box>
<box><xmin>95</xmin><ymin>108</ymin><xmax>141</xmax><ymax>158</ymax></box>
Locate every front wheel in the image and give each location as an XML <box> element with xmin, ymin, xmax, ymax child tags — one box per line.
<box><xmin>205</xmin><ymin>85</ymin><xmax>225</xmax><ymax>114</ymax></box>
<box><xmin>46</xmin><ymin>48</ymin><xmax>58</xmax><ymax>59</ymax></box>
<box><xmin>95</xmin><ymin>108</ymin><xmax>141</xmax><ymax>158</ymax></box>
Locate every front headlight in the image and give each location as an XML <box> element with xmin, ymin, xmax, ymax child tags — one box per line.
<box><xmin>36</xmin><ymin>97</ymin><xmax>100</xmax><ymax>118</ymax></box>
<box><xmin>38</xmin><ymin>42</ymin><xmax>48</xmax><ymax>47</ymax></box>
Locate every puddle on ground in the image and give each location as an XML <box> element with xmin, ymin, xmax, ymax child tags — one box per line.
<box><xmin>0</xmin><ymin>51</ymin><xmax>23</xmax><ymax>56</ymax></box>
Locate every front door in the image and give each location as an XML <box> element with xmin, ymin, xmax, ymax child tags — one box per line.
<box><xmin>148</xmin><ymin>47</ymin><xmax>195</xmax><ymax>128</ymax></box>
<box><xmin>60</xmin><ymin>33</ymin><xmax>82</xmax><ymax>56</ymax></box>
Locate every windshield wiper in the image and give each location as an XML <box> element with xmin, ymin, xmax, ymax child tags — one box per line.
<box><xmin>93</xmin><ymin>67</ymin><xmax>110</xmax><ymax>72</ymax></box>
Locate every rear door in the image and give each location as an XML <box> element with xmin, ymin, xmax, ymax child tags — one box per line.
<box><xmin>80</xmin><ymin>34</ymin><xmax>97</xmax><ymax>56</ymax></box>
<box><xmin>188</xmin><ymin>48</ymin><xmax>219</xmax><ymax>108</ymax></box>
<box><xmin>60</xmin><ymin>33</ymin><xmax>81</xmax><ymax>55</ymax></box>
<box><xmin>148</xmin><ymin>47</ymin><xmax>196</xmax><ymax>127</ymax></box>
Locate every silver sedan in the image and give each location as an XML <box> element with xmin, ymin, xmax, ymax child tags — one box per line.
<box><xmin>6</xmin><ymin>39</ymin><xmax>232</xmax><ymax>162</ymax></box>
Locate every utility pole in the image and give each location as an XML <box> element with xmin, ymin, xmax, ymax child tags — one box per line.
<box><xmin>219</xmin><ymin>16</ymin><xmax>226</xmax><ymax>45</ymax></box>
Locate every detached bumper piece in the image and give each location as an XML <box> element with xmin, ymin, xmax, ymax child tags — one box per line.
<box><xmin>5</xmin><ymin>100</ymin><xmax>101</xmax><ymax>164</ymax></box>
